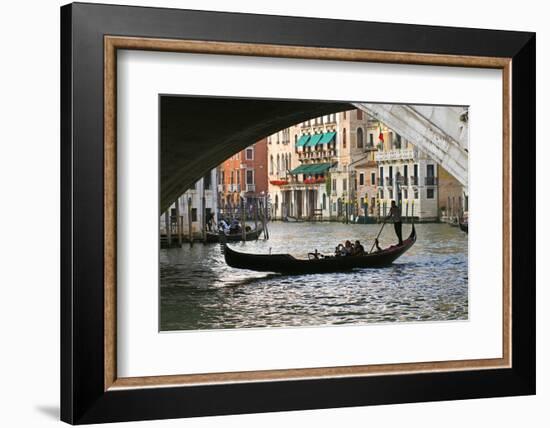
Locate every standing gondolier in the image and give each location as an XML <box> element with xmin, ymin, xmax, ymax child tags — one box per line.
<box><xmin>387</xmin><ymin>200</ymin><xmax>403</xmax><ymax>245</ymax></box>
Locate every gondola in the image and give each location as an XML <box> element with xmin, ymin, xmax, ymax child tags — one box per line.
<box><xmin>205</xmin><ymin>225</ymin><xmax>264</xmax><ymax>243</ymax></box>
<box><xmin>459</xmin><ymin>221</ymin><xmax>468</xmax><ymax>233</ymax></box>
<box><xmin>222</xmin><ymin>225</ymin><xmax>416</xmax><ymax>274</ymax></box>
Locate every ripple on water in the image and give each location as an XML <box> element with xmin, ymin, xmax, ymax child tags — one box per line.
<box><xmin>160</xmin><ymin>222</ymin><xmax>468</xmax><ymax>331</ymax></box>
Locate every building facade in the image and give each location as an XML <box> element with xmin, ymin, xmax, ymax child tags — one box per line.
<box><xmin>160</xmin><ymin>168</ymin><xmax>219</xmax><ymax>241</ymax></box>
<box><xmin>217</xmin><ymin>138</ymin><xmax>268</xmax><ymax>218</ymax></box>
<box><xmin>267</xmin><ymin>109</ymin><xmax>465</xmax><ymax>222</ymax></box>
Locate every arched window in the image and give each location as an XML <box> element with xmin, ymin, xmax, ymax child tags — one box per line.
<box><xmin>357</xmin><ymin>127</ymin><xmax>364</xmax><ymax>148</ymax></box>
<box><xmin>276</xmin><ymin>154</ymin><xmax>280</xmax><ymax>174</ymax></box>
<box><xmin>269</xmin><ymin>155</ymin><xmax>274</xmax><ymax>175</ymax></box>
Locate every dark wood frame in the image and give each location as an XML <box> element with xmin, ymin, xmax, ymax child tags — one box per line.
<box><xmin>61</xmin><ymin>2</ymin><xmax>536</xmax><ymax>424</ymax></box>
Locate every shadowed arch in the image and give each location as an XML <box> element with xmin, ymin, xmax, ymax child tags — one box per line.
<box><xmin>160</xmin><ymin>96</ymin><xmax>352</xmax><ymax>212</ymax></box>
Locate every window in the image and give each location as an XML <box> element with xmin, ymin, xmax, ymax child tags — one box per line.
<box><xmin>427</xmin><ymin>188</ymin><xmax>435</xmax><ymax>199</ymax></box>
<box><xmin>380</xmin><ymin>189</ymin><xmax>384</xmax><ymax>199</ymax></box>
<box><xmin>343</xmin><ymin>111</ymin><xmax>347</xmax><ymax>119</ymax></box>
<box><xmin>332</xmin><ymin>179</ymin><xmax>337</xmax><ymax>192</ymax></box>
<box><xmin>245</xmin><ymin>147</ymin><xmax>254</xmax><ymax>160</ymax></box>
<box><xmin>395</xmin><ymin>134</ymin><xmax>402</xmax><ymax>149</ymax></box>
<box><xmin>230</xmin><ymin>170</ymin><xmax>234</xmax><ymax>184</ymax></box>
<box><xmin>379</xmin><ymin>166</ymin><xmax>384</xmax><ymax>185</ymax></box>
<box><xmin>322</xmin><ymin>194</ymin><xmax>327</xmax><ymax>209</ymax></box>
<box><xmin>269</xmin><ymin>155</ymin><xmax>274</xmax><ymax>175</ymax></box>
<box><xmin>359</xmin><ymin>173</ymin><xmax>365</xmax><ymax>186</ymax></box>
<box><xmin>343</xmin><ymin>179</ymin><xmax>347</xmax><ymax>191</ymax></box>
<box><xmin>276</xmin><ymin>154</ymin><xmax>280</xmax><ymax>173</ymax></box>
<box><xmin>236</xmin><ymin>170</ymin><xmax>240</xmax><ymax>184</ymax></box>
<box><xmin>203</xmin><ymin>172</ymin><xmax>211</xmax><ymax>190</ymax></box>
<box><xmin>403</xmin><ymin>189</ymin><xmax>408</xmax><ymax>199</ymax></box>
<box><xmin>356</xmin><ymin>109</ymin><xmax>363</xmax><ymax>120</ymax></box>
<box><xmin>371</xmin><ymin>172</ymin><xmax>375</xmax><ymax>185</ymax></box>
<box><xmin>191</xmin><ymin>208</ymin><xmax>197</xmax><ymax>222</ymax></box>
<box><xmin>343</xmin><ymin>128</ymin><xmax>347</xmax><ymax>148</ymax></box>
<box><xmin>414</xmin><ymin>190</ymin><xmax>419</xmax><ymax>199</ymax></box>
<box><xmin>246</xmin><ymin>170</ymin><xmax>254</xmax><ymax>185</ymax></box>
<box><xmin>369</xmin><ymin>133</ymin><xmax>374</xmax><ymax>146</ymax></box>
<box><xmin>356</xmin><ymin>127</ymin><xmax>364</xmax><ymax>148</ymax></box>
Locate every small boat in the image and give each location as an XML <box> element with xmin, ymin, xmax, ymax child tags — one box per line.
<box><xmin>459</xmin><ymin>221</ymin><xmax>468</xmax><ymax>233</ymax></box>
<box><xmin>205</xmin><ymin>225</ymin><xmax>264</xmax><ymax>243</ymax></box>
<box><xmin>222</xmin><ymin>225</ymin><xmax>416</xmax><ymax>274</ymax></box>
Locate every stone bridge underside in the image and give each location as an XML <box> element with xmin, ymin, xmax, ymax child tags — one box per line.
<box><xmin>160</xmin><ymin>96</ymin><xmax>351</xmax><ymax>212</ymax></box>
<box><xmin>161</xmin><ymin>97</ymin><xmax>469</xmax><ymax>213</ymax></box>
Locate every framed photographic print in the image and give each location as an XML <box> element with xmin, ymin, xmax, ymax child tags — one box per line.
<box><xmin>61</xmin><ymin>2</ymin><xmax>536</xmax><ymax>424</ymax></box>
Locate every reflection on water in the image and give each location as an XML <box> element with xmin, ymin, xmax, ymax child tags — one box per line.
<box><xmin>160</xmin><ymin>222</ymin><xmax>468</xmax><ymax>331</ymax></box>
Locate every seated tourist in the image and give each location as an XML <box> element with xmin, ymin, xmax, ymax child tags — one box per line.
<box><xmin>353</xmin><ymin>240</ymin><xmax>365</xmax><ymax>256</ymax></box>
<box><xmin>342</xmin><ymin>240</ymin><xmax>353</xmax><ymax>256</ymax></box>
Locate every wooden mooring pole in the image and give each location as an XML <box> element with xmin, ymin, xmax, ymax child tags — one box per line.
<box><xmin>188</xmin><ymin>197</ymin><xmax>193</xmax><ymax>247</ymax></box>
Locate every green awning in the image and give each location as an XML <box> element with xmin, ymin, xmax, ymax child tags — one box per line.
<box><xmin>295</xmin><ymin>135</ymin><xmax>310</xmax><ymax>147</ymax></box>
<box><xmin>305</xmin><ymin>133</ymin><xmax>323</xmax><ymax>147</ymax></box>
<box><xmin>289</xmin><ymin>164</ymin><xmax>311</xmax><ymax>174</ymax></box>
<box><xmin>290</xmin><ymin>162</ymin><xmax>334</xmax><ymax>175</ymax></box>
<box><xmin>319</xmin><ymin>132</ymin><xmax>336</xmax><ymax>145</ymax></box>
<box><xmin>307</xmin><ymin>162</ymin><xmax>333</xmax><ymax>174</ymax></box>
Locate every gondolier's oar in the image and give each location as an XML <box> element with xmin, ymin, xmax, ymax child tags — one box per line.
<box><xmin>369</xmin><ymin>219</ymin><xmax>387</xmax><ymax>253</ymax></box>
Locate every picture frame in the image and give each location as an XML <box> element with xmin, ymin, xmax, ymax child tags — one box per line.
<box><xmin>61</xmin><ymin>2</ymin><xmax>535</xmax><ymax>424</ymax></box>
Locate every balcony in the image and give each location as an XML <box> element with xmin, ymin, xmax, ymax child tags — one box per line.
<box><xmin>377</xmin><ymin>178</ymin><xmax>384</xmax><ymax>186</ymax></box>
<box><xmin>227</xmin><ymin>184</ymin><xmax>241</xmax><ymax>192</ymax></box>
<box><xmin>410</xmin><ymin>176</ymin><xmax>419</xmax><ymax>186</ymax></box>
<box><xmin>303</xmin><ymin>177</ymin><xmax>326</xmax><ymax>185</ymax></box>
<box><xmin>385</xmin><ymin>177</ymin><xmax>393</xmax><ymax>186</ymax></box>
<box><xmin>425</xmin><ymin>177</ymin><xmax>438</xmax><ymax>186</ymax></box>
<box><xmin>375</xmin><ymin>148</ymin><xmax>417</xmax><ymax>162</ymax></box>
<box><xmin>217</xmin><ymin>184</ymin><xmax>224</xmax><ymax>192</ymax></box>
<box><xmin>245</xmin><ymin>183</ymin><xmax>256</xmax><ymax>192</ymax></box>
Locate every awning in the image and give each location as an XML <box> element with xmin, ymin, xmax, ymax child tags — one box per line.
<box><xmin>319</xmin><ymin>132</ymin><xmax>336</xmax><ymax>145</ymax></box>
<box><xmin>305</xmin><ymin>133</ymin><xmax>323</xmax><ymax>147</ymax></box>
<box><xmin>295</xmin><ymin>135</ymin><xmax>310</xmax><ymax>147</ymax></box>
<box><xmin>308</xmin><ymin>162</ymin><xmax>333</xmax><ymax>174</ymax></box>
<box><xmin>290</xmin><ymin>162</ymin><xmax>334</xmax><ymax>175</ymax></box>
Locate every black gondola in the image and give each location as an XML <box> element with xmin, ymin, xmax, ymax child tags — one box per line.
<box><xmin>222</xmin><ymin>225</ymin><xmax>416</xmax><ymax>274</ymax></box>
<box><xmin>206</xmin><ymin>225</ymin><xmax>264</xmax><ymax>243</ymax></box>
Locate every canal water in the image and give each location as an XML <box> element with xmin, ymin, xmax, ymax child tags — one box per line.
<box><xmin>160</xmin><ymin>222</ymin><xmax>468</xmax><ymax>331</ymax></box>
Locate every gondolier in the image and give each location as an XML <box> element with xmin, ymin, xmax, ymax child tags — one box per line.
<box><xmin>387</xmin><ymin>200</ymin><xmax>403</xmax><ymax>245</ymax></box>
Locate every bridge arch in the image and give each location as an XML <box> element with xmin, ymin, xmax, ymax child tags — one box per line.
<box><xmin>161</xmin><ymin>97</ymin><xmax>468</xmax><ymax>213</ymax></box>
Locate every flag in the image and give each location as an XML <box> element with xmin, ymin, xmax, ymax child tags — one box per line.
<box><xmin>378</xmin><ymin>126</ymin><xmax>384</xmax><ymax>142</ymax></box>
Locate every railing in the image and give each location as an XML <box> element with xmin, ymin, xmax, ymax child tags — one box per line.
<box><xmin>410</xmin><ymin>176</ymin><xmax>419</xmax><ymax>186</ymax></box>
<box><xmin>375</xmin><ymin>148</ymin><xmax>416</xmax><ymax>162</ymax></box>
<box><xmin>425</xmin><ymin>177</ymin><xmax>438</xmax><ymax>186</ymax></box>
<box><xmin>377</xmin><ymin>177</ymin><xmax>384</xmax><ymax>186</ymax></box>
<box><xmin>386</xmin><ymin>177</ymin><xmax>393</xmax><ymax>186</ymax></box>
<box><xmin>246</xmin><ymin>183</ymin><xmax>256</xmax><ymax>192</ymax></box>
<box><xmin>303</xmin><ymin>177</ymin><xmax>326</xmax><ymax>184</ymax></box>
